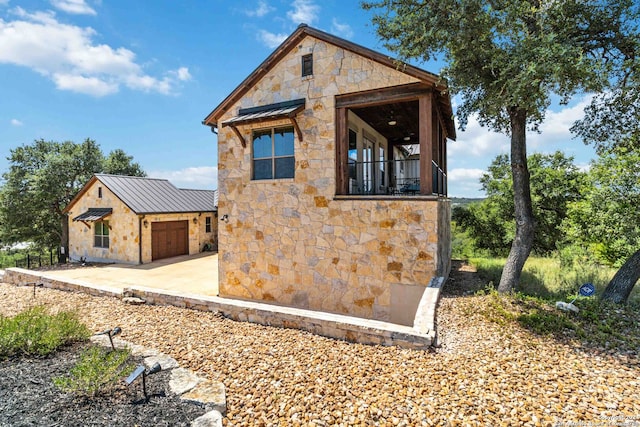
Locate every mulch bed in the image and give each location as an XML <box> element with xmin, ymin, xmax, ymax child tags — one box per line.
<box><xmin>0</xmin><ymin>342</ymin><xmax>207</xmax><ymax>427</ymax></box>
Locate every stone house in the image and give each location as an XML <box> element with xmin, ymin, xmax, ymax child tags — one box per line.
<box><xmin>203</xmin><ymin>24</ymin><xmax>455</xmax><ymax>326</ymax></box>
<box><xmin>64</xmin><ymin>174</ymin><xmax>218</xmax><ymax>264</ymax></box>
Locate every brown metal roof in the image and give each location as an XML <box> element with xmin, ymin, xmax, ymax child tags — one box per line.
<box><xmin>72</xmin><ymin>208</ymin><xmax>112</xmax><ymax>222</ymax></box>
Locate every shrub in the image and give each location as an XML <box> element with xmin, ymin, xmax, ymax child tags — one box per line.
<box><xmin>54</xmin><ymin>346</ymin><xmax>135</xmax><ymax>397</ymax></box>
<box><xmin>0</xmin><ymin>306</ymin><xmax>90</xmax><ymax>359</ymax></box>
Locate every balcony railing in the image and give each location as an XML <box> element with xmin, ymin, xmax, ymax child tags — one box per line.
<box><xmin>345</xmin><ymin>158</ymin><xmax>447</xmax><ymax>196</ymax></box>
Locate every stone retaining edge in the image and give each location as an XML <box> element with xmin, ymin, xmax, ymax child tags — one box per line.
<box><xmin>123</xmin><ymin>286</ymin><xmax>434</xmax><ymax>349</ymax></box>
<box><xmin>3</xmin><ymin>267</ymin><xmax>437</xmax><ymax>350</ymax></box>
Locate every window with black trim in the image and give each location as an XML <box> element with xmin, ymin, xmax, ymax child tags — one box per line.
<box><xmin>205</xmin><ymin>216</ymin><xmax>212</xmax><ymax>233</ymax></box>
<box><xmin>98</xmin><ymin>187</ymin><xmax>102</xmax><ymax>198</ymax></box>
<box><xmin>302</xmin><ymin>54</ymin><xmax>313</xmax><ymax>77</ymax></box>
<box><xmin>252</xmin><ymin>127</ymin><xmax>295</xmax><ymax>180</ymax></box>
<box><xmin>94</xmin><ymin>221</ymin><xmax>109</xmax><ymax>248</ymax></box>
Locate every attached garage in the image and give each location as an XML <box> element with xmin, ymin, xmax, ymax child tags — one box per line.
<box><xmin>151</xmin><ymin>220</ymin><xmax>189</xmax><ymax>261</ymax></box>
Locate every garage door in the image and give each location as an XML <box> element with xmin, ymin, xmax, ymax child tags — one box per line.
<box><xmin>151</xmin><ymin>220</ymin><xmax>189</xmax><ymax>261</ymax></box>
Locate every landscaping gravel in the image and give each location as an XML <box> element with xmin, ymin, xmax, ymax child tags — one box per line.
<box><xmin>1</xmin><ymin>262</ymin><xmax>639</xmax><ymax>426</ymax></box>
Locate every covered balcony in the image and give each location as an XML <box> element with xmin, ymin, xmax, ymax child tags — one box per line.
<box><xmin>334</xmin><ymin>82</ymin><xmax>455</xmax><ymax>198</ymax></box>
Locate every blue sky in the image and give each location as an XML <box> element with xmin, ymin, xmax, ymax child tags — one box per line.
<box><xmin>0</xmin><ymin>0</ymin><xmax>597</xmax><ymax>197</ymax></box>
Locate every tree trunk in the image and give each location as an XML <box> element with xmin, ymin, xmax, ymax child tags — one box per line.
<box><xmin>60</xmin><ymin>214</ymin><xmax>69</xmax><ymax>263</ymax></box>
<box><xmin>601</xmin><ymin>249</ymin><xmax>640</xmax><ymax>304</ymax></box>
<box><xmin>498</xmin><ymin>108</ymin><xmax>535</xmax><ymax>293</ymax></box>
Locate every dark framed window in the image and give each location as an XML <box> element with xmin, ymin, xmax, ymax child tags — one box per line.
<box><xmin>205</xmin><ymin>216</ymin><xmax>212</xmax><ymax>233</ymax></box>
<box><xmin>302</xmin><ymin>54</ymin><xmax>313</xmax><ymax>77</ymax></box>
<box><xmin>98</xmin><ymin>187</ymin><xmax>102</xmax><ymax>198</ymax></box>
<box><xmin>252</xmin><ymin>127</ymin><xmax>295</xmax><ymax>180</ymax></box>
<box><xmin>94</xmin><ymin>221</ymin><xmax>109</xmax><ymax>248</ymax></box>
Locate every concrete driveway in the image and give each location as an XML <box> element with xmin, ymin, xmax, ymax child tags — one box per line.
<box><xmin>41</xmin><ymin>252</ymin><xmax>218</xmax><ymax>296</ymax></box>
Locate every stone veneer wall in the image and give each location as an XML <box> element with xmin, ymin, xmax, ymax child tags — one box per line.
<box><xmin>67</xmin><ymin>180</ymin><xmax>217</xmax><ymax>264</ymax></box>
<box><xmin>216</xmin><ymin>35</ymin><xmax>450</xmax><ymax>323</ymax></box>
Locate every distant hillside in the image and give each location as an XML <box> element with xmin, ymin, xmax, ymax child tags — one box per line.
<box><xmin>450</xmin><ymin>197</ymin><xmax>485</xmax><ymax>208</ymax></box>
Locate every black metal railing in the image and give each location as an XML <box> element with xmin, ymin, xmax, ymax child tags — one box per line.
<box><xmin>0</xmin><ymin>249</ymin><xmax>61</xmax><ymax>269</ymax></box>
<box><xmin>345</xmin><ymin>158</ymin><xmax>446</xmax><ymax>196</ymax></box>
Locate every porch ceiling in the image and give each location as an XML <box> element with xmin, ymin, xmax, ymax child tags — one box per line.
<box><xmin>352</xmin><ymin>100</ymin><xmax>420</xmax><ymax>146</ymax></box>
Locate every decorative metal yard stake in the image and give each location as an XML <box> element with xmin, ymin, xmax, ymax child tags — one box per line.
<box><xmin>125</xmin><ymin>362</ymin><xmax>162</xmax><ymax>402</ymax></box>
<box><xmin>556</xmin><ymin>283</ymin><xmax>596</xmax><ymax>313</ymax></box>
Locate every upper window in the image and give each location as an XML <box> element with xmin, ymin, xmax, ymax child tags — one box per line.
<box><xmin>252</xmin><ymin>127</ymin><xmax>295</xmax><ymax>180</ymax></box>
<box><xmin>205</xmin><ymin>216</ymin><xmax>212</xmax><ymax>233</ymax></box>
<box><xmin>94</xmin><ymin>221</ymin><xmax>109</xmax><ymax>248</ymax></box>
<box><xmin>98</xmin><ymin>187</ymin><xmax>102</xmax><ymax>198</ymax></box>
<box><xmin>302</xmin><ymin>54</ymin><xmax>313</xmax><ymax>77</ymax></box>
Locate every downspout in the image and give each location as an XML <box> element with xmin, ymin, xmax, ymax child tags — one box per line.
<box><xmin>138</xmin><ymin>215</ymin><xmax>144</xmax><ymax>264</ymax></box>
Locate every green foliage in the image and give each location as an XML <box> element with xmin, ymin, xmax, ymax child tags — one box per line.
<box><xmin>54</xmin><ymin>346</ymin><xmax>135</xmax><ymax>397</ymax></box>
<box><xmin>0</xmin><ymin>139</ymin><xmax>145</xmax><ymax>250</ymax></box>
<box><xmin>0</xmin><ymin>306</ymin><xmax>90</xmax><ymax>359</ymax></box>
<box><xmin>453</xmin><ymin>152</ymin><xmax>585</xmax><ymax>256</ymax></box>
<box><xmin>103</xmin><ymin>149</ymin><xmax>146</xmax><ymax>177</ymax></box>
<box><xmin>563</xmin><ymin>146</ymin><xmax>640</xmax><ymax>266</ymax></box>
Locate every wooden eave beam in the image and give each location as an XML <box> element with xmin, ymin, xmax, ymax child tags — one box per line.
<box><xmin>335</xmin><ymin>83</ymin><xmax>433</xmax><ymax>109</ymax></box>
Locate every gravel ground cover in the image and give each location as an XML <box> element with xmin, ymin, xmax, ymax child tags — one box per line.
<box><xmin>1</xmin><ymin>262</ymin><xmax>639</xmax><ymax>426</ymax></box>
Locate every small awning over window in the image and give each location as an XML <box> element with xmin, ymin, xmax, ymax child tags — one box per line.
<box><xmin>72</xmin><ymin>208</ymin><xmax>112</xmax><ymax>222</ymax></box>
<box><xmin>221</xmin><ymin>99</ymin><xmax>305</xmax><ymax>147</ymax></box>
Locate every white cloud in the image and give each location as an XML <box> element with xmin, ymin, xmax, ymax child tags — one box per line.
<box><xmin>287</xmin><ymin>0</ymin><xmax>319</xmax><ymax>25</ymax></box>
<box><xmin>331</xmin><ymin>18</ymin><xmax>353</xmax><ymax>38</ymax></box>
<box><xmin>245</xmin><ymin>0</ymin><xmax>273</xmax><ymax>17</ymax></box>
<box><xmin>50</xmin><ymin>0</ymin><xmax>96</xmax><ymax>15</ymax></box>
<box><xmin>10</xmin><ymin>118</ymin><xmax>23</xmax><ymax>126</ymax></box>
<box><xmin>257</xmin><ymin>29</ymin><xmax>288</xmax><ymax>49</ymax></box>
<box><xmin>447</xmin><ymin>168</ymin><xmax>485</xmax><ymax>197</ymax></box>
<box><xmin>150</xmin><ymin>166</ymin><xmax>218</xmax><ymax>191</ymax></box>
<box><xmin>0</xmin><ymin>7</ymin><xmax>189</xmax><ymax>96</ymax></box>
<box><xmin>171</xmin><ymin>66</ymin><xmax>191</xmax><ymax>81</ymax></box>
<box><xmin>53</xmin><ymin>73</ymin><xmax>117</xmax><ymax>96</ymax></box>
<box><xmin>0</xmin><ymin>0</ymin><xmax>9</xmax><ymax>6</ymax></box>
<box><xmin>449</xmin><ymin>115</ymin><xmax>509</xmax><ymax>159</ymax></box>
<box><xmin>528</xmin><ymin>96</ymin><xmax>593</xmax><ymax>151</ymax></box>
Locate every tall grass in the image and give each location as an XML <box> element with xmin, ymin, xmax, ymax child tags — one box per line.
<box><xmin>468</xmin><ymin>256</ymin><xmax>638</xmax><ymax>302</ymax></box>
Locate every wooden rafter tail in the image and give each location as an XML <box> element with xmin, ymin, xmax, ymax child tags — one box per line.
<box><xmin>80</xmin><ymin>220</ymin><xmax>91</xmax><ymax>229</ymax></box>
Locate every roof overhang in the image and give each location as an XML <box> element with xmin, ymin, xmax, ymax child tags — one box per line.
<box><xmin>202</xmin><ymin>24</ymin><xmax>451</xmax><ymax>129</ymax></box>
<box><xmin>221</xmin><ymin>99</ymin><xmax>306</xmax><ymax>147</ymax></box>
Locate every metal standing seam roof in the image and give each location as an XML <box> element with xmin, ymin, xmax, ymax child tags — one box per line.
<box><xmin>95</xmin><ymin>174</ymin><xmax>217</xmax><ymax>214</ymax></box>
<box><xmin>222</xmin><ymin>103</ymin><xmax>305</xmax><ymax>127</ymax></box>
<box><xmin>72</xmin><ymin>208</ymin><xmax>113</xmax><ymax>222</ymax></box>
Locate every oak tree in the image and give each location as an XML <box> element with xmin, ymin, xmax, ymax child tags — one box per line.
<box><xmin>363</xmin><ymin>0</ymin><xmax>640</xmax><ymax>292</ymax></box>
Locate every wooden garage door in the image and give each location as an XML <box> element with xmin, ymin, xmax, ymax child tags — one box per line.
<box><xmin>151</xmin><ymin>220</ymin><xmax>189</xmax><ymax>261</ymax></box>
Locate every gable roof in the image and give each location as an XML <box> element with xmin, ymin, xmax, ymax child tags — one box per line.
<box><xmin>64</xmin><ymin>174</ymin><xmax>217</xmax><ymax>215</ymax></box>
<box><xmin>202</xmin><ymin>24</ymin><xmax>454</xmax><ymax>138</ymax></box>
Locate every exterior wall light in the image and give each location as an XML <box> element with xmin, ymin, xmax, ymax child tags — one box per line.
<box><xmin>221</xmin><ymin>214</ymin><xmax>229</xmax><ymax>223</ymax></box>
